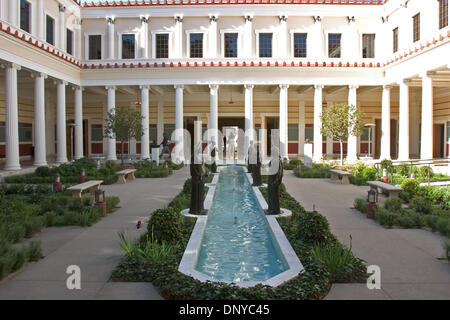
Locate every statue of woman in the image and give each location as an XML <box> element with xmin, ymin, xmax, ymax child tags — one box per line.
<box><xmin>190</xmin><ymin>144</ymin><xmax>207</xmax><ymax>215</ymax></box>
<box><xmin>252</xmin><ymin>145</ymin><xmax>263</xmax><ymax>187</ymax></box>
<box><xmin>265</xmin><ymin>156</ymin><xmax>283</xmax><ymax>215</ymax></box>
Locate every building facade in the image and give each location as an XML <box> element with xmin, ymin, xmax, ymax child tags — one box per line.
<box><xmin>0</xmin><ymin>0</ymin><xmax>449</xmax><ymax>169</ymax></box>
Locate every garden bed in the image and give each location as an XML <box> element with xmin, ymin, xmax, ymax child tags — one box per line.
<box><xmin>111</xmin><ymin>177</ymin><xmax>366</xmax><ymax>300</ymax></box>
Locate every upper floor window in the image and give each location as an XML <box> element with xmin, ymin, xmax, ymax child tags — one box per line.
<box><xmin>20</xmin><ymin>0</ymin><xmax>31</xmax><ymax>33</ymax></box>
<box><xmin>439</xmin><ymin>0</ymin><xmax>448</xmax><ymax>29</ymax></box>
<box><xmin>122</xmin><ymin>34</ymin><xmax>136</xmax><ymax>59</ymax></box>
<box><xmin>224</xmin><ymin>33</ymin><xmax>238</xmax><ymax>58</ymax></box>
<box><xmin>293</xmin><ymin>33</ymin><xmax>307</xmax><ymax>58</ymax></box>
<box><xmin>413</xmin><ymin>13</ymin><xmax>420</xmax><ymax>42</ymax></box>
<box><xmin>155</xmin><ymin>34</ymin><xmax>169</xmax><ymax>59</ymax></box>
<box><xmin>393</xmin><ymin>27</ymin><xmax>399</xmax><ymax>53</ymax></box>
<box><xmin>259</xmin><ymin>33</ymin><xmax>273</xmax><ymax>58</ymax></box>
<box><xmin>328</xmin><ymin>33</ymin><xmax>341</xmax><ymax>58</ymax></box>
<box><xmin>46</xmin><ymin>15</ymin><xmax>55</xmax><ymax>45</ymax></box>
<box><xmin>66</xmin><ymin>29</ymin><xmax>74</xmax><ymax>55</ymax></box>
<box><xmin>190</xmin><ymin>33</ymin><xmax>203</xmax><ymax>58</ymax></box>
<box><xmin>88</xmin><ymin>35</ymin><xmax>102</xmax><ymax>60</ymax></box>
<box><xmin>362</xmin><ymin>34</ymin><xmax>375</xmax><ymax>58</ymax></box>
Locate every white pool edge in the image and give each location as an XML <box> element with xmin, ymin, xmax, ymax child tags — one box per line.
<box><xmin>179</xmin><ymin>167</ymin><xmax>304</xmax><ymax>288</ymax></box>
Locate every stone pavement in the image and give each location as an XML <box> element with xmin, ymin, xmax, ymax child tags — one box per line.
<box><xmin>283</xmin><ymin>171</ymin><xmax>450</xmax><ymax>300</ymax></box>
<box><xmin>0</xmin><ymin>167</ymin><xmax>189</xmax><ymax>300</ymax></box>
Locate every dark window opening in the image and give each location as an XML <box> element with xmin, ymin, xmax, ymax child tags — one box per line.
<box><xmin>88</xmin><ymin>35</ymin><xmax>102</xmax><ymax>60</ymax></box>
<box><xmin>190</xmin><ymin>33</ymin><xmax>203</xmax><ymax>58</ymax></box>
<box><xmin>328</xmin><ymin>33</ymin><xmax>342</xmax><ymax>58</ymax></box>
<box><xmin>259</xmin><ymin>33</ymin><xmax>273</xmax><ymax>58</ymax></box>
<box><xmin>224</xmin><ymin>33</ymin><xmax>238</xmax><ymax>58</ymax></box>
<box><xmin>155</xmin><ymin>34</ymin><xmax>169</xmax><ymax>59</ymax></box>
<box><xmin>293</xmin><ymin>33</ymin><xmax>307</xmax><ymax>58</ymax></box>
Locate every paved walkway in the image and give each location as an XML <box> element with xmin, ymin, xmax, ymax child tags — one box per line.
<box><xmin>284</xmin><ymin>171</ymin><xmax>450</xmax><ymax>300</ymax></box>
<box><xmin>0</xmin><ymin>167</ymin><xmax>189</xmax><ymax>300</ymax></box>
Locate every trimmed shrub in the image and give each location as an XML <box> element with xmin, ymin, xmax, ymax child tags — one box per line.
<box><xmin>148</xmin><ymin>207</ymin><xmax>183</xmax><ymax>244</ymax></box>
<box><xmin>374</xmin><ymin>207</ymin><xmax>395</xmax><ymax>227</ymax></box>
<box><xmin>296</xmin><ymin>211</ymin><xmax>331</xmax><ymax>245</ymax></box>
<box><xmin>401</xmin><ymin>178</ymin><xmax>421</xmax><ymax>198</ymax></box>
<box><xmin>410</xmin><ymin>196</ymin><xmax>433</xmax><ymax>215</ymax></box>
<box><xmin>384</xmin><ymin>198</ymin><xmax>402</xmax><ymax>212</ymax></box>
<box><xmin>106</xmin><ymin>196</ymin><xmax>120</xmax><ymax>213</ymax></box>
<box><xmin>354</xmin><ymin>198</ymin><xmax>368</xmax><ymax>213</ymax></box>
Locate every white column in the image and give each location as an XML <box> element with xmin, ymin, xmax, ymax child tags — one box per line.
<box><xmin>421</xmin><ymin>72</ymin><xmax>434</xmax><ymax>160</ymax></box>
<box><xmin>380</xmin><ymin>85</ymin><xmax>392</xmax><ymax>160</ymax></box>
<box><xmin>346</xmin><ymin>17</ymin><xmax>359</xmax><ymax>59</ymax></box>
<box><xmin>107</xmin><ymin>17</ymin><xmax>115</xmax><ymax>60</ymax></box>
<box><xmin>106</xmin><ymin>86</ymin><xmax>117</xmax><ymax>161</ymax></box>
<box><xmin>313</xmin><ymin>85</ymin><xmax>323</xmax><ymax>162</ymax></box>
<box><xmin>37</xmin><ymin>0</ymin><xmax>44</xmax><ymax>39</ymax></box>
<box><xmin>140</xmin><ymin>85</ymin><xmax>150</xmax><ymax>159</ymax></box>
<box><xmin>157</xmin><ymin>100</ymin><xmax>164</xmax><ymax>144</ymax></box>
<box><xmin>56</xmin><ymin>80</ymin><xmax>68</xmax><ymax>164</ymax></box>
<box><xmin>326</xmin><ymin>101</ymin><xmax>334</xmax><ymax>156</ymax></box>
<box><xmin>398</xmin><ymin>80</ymin><xmax>410</xmax><ymax>161</ymax></box>
<box><xmin>279</xmin><ymin>84</ymin><xmax>289</xmax><ymax>160</ymax></box>
<box><xmin>59</xmin><ymin>6</ymin><xmax>66</xmax><ymax>50</ymax></box>
<box><xmin>278</xmin><ymin>16</ymin><xmax>288</xmax><ymax>58</ymax></box>
<box><xmin>174</xmin><ymin>16</ymin><xmax>183</xmax><ymax>58</ymax></box>
<box><xmin>4</xmin><ymin>63</ymin><xmax>21</xmax><ymax>171</ymax></box>
<box><xmin>8</xmin><ymin>0</ymin><xmax>17</xmax><ymax>27</ymax></box>
<box><xmin>298</xmin><ymin>101</ymin><xmax>305</xmax><ymax>156</ymax></box>
<box><xmin>74</xmin><ymin>86</ymin><xmax>83</xmax><ymax>160</ymax></box>
<box><xmin>244</xmin><ymin>16</ymin><xmax>253</xmax><ymax>58</ymax></box>
<box><xmin>33</xmin><ymin>73</ymin><xmax>47</xmax><ymax>166</ymax></box>
<box><xmin>76</xmin><ymin>19</ymin><xmax>82</xmax><ymax>59</ymax></box>
<box><xmin>313</xmin><ymin>17</ymin><xmax>324</xmax><ymax>58</ymax></box>
<box><xmin>140</xmin><ymin>17</ymin><xmax>149</xmax><ymax>59</ymax></box>
<box><xmin>209</xmin><ymin>16</ymin><xmax>218</xmax><ymax>58</ymax></box>
<box><xmin>209</xmin><ymin>84</ymin><xmax>219</xmax><ymax>149</ymax></box>
<box><xmin>174</xmin><ymin>85</ymin><xmax>184</xmax><ymax>162</ymax></box>
<box><xmin>409</xmin><ymin>89</ymin><xmax>421</xmax><ymax>158</ymax></box>
<box><xmin>347</xmin><ymin>85</ymin><xmax>359</xmax><ymax>163</ymax></box>
<box><xmin>244</xmin><ymin>84</ymin><xmax>254</xmax><ymax>157</ymax></box>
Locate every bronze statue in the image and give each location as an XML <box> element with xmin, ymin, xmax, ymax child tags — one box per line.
<box><xmin>190</xmin><ymin>144</ymin><xmax>207</xmax><ymax>215</ymax></box>
<box><xmin>252</xmin><ymin>144</ymin><xmax>262</xmax><ymax>187</ymax></box>
<box><xmin>248</xmin><ymin>141</ymin><xmax>255</xmax><ymax>179</ymax></box>
<box><xmin>265</xmin><ymin>156</ymin><xmax>283</xmax><ymax>215</ymax></box>
<box><xmin>210</xmin><ymin>142</ymin><xmax>217</xmax><ymax>174</ymax></box>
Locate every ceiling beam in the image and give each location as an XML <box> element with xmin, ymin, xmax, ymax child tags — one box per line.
<box><xmin>297</xmin><ymin>86</ymin><xmax>313</xmax><ymax>94</ymax></box>
<box><xmin>150</xmin><ymin>86</ymin><xmax>165</xmax><ymax>95</ymax></box>
<box><xmin>325</xmin><ymin>86</ymin><xmax>346</xmax><ymax>95</ymax></box>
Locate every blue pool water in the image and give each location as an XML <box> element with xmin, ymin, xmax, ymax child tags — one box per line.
<box><xmin>195</xmin><ymin>166</ymin><xmax>288</xmax><ymax>283</ymax></box>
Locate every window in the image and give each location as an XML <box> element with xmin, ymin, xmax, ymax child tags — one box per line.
<box><xmin>259</xmin><ymin>33</ymin><xmax>273</xmax><ymax>58</ymax></box>
<box><xmin>361</xmin><ymin>128</ymin><xmax>370</xmax><ymax>141</ymax></box>
<box><xmin>305</xmin><ymin>126</ymin><xmax>314</xmax><ymax>142</ymax></box>
<box><xmin>328</xmin><ymin>33</ymin><xmax>342</xmax><ymax>58</ymax></box>
<box><xmin>122</xmin><ymin>34</ymin><xmax>136</xmax><ymax>59</ymax></box>
<box><xmin>46</xmin><ymin>15</ymin><xmax>55</xmax><ymax>45</ymax></box>
<box><xmin>0</xmin><ymin>122</ymin><xmax>5</xmax><ymax>143</ymax></box>
<box><xmin>88</xmin><ymin>35</ymin><xmax>102</xmax><ymax>60</ymax></box>
<box><xmin>66</xmin><ymin>29</ymin><xmax>73</xmax><ymax>55</ymax></box>
<box><xmin>293</xmin><ymin>33</ymin><xmax>307</xmax><ymax>58</ymax></box>
<box><xmin>362</xmin><ymin>34</ymin><xmax>375</xmax><ymax>58</ymax></box>
<box><xmin>19</xmin><ymin>123</ymin><xmax>32</xmax><ymax>142</ymax></box>
<box><xmin>164</xmin><ymin>124</ymin><xmax>175</xmax><ymax>140</ymax></box>
<box><xmin>288</xmin><ymin>124</ymin><xmax>299</xmax><ymax>141</ymax></box>
<box><xmin>190</xmin><ymin>33</ymin><xmax>203</xmax><ymax>58</ymax></box>
<box><xmin>91</xmin><ymin>125</ymin><xmax>103</xmax><ymax>142</ymax></box>
<box><xmin>393</xmin><ymin>28</ymin><xmax>399</xmax><ymax>53</ymax></box>
<box><xmin>224</xmin><ymin>33</ymin><xmax>238</xmax><ymax>58</ymax></box>
<box><xmin>20</xmin><ymin>0</ymin><xmax>31</xmax><ymax>33</ymax></box>
<box><xmin>439</xmin><ymin>0</ymin><xmax>448</xmax><ymax>29</ymax></box>
<box><xmin>150</xmin><ymin>127</ymin><xmax>157</xmax><ymax>143</ymax></box>
<box><xmin>155</xmin><ymin>34</ymin><xmax>169</xmax><ymax>59</ymax></box>
<box><xmin>413</xmin><ymin>13</ymin><xmax>420</xmax><ymax>42</ymax></box>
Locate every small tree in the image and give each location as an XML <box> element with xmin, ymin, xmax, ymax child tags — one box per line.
<box><xmin>104</xmin><ymin>107</ymin><xmax>143</xmax><ymax>164</ymax></box>
<box><xmin>321</xmin><ymin>103</ymin><xmax>364</xmax><ymax>166</ymax></box>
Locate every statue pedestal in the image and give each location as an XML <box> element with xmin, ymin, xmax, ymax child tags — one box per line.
<box><xmin>152</xmin><ymin>147</ymin><xmax>160</xmax><ymax>166</ymax></box>
<box><xmin>304</xmin><ymin>144</ymin><xmax>313</xmax><ymax>168</ymax></box>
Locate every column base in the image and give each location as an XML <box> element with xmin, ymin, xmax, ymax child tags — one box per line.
<box><xmin>33</xmin><ymin>162</ymin><xmax>48</xmax><ymax>167</ymax></box>
<box><xmin>56</xmin><ymin>159</ymin><xmax>68</xmax><ymax>164</ymax></box>
<box><xmin>106</xmin><ymin>156</ymin><xmax>117</xmax><ymax>161</ymax></box>
<box><xmin>4</xmin><ymin>165</ymin><xmax>22</xmax><ymax>171</ymax></box>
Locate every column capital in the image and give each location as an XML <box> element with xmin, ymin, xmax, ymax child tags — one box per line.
<box><xmin>314</xmin><ymin>84</ymin><xmax>324</xmax><ymax>90</ymax></box>
<box><xmin>30</xmin><ymin>72</ymin><xmax>47</xmax><ymax>79</ymax></box>
<box><xmin>105</xmin><ymin>85</ymin><xmax>116</xmax><ymax>91</ymax></box>
<box><xmin>209</xmin><ymin>15</ymin><xmax>218</xmax><ymax>23</ymax></box>
<box><xmin>54</xmin><ymin>80</ymin><xmax>67</xmax><ymax>86</ymax></box>
<box><xmin>313</xmin><ymin>16</ymin><xmax>321</xmax><ymax>23</ymax></box>
<box><xmin>347</xmin><ymin>16</ymin><xmax>356</xmax><ymax>23</ymax></box>
<box><xmin>348</xmin><ymin>84</ymin><xmax>359</xmax><ymax>90</ymax></box>
<box><xmin>175</xmin><ymin>84</ymin><xmax>184</xmax><ymax>90</ymax></box>
<box><xmin>106</xmin><ymin>17</ymin><xmax>115</xmax><ymax>25</ymax></box>
<box><xmin>382</xmin><ymin>85</ymin><xmax>393</xmax><ymax>90</ymax></box>
<box><xmin>72</xmin><ymin>85</ymin><xmax>84</xmax><ymax>91</ymax></box>
<box><xmin>279</xmin><ymin>15</ymin><xmax>288</xmax><ymax>22</ymax></box>
<box><xmin>244</xmin><ymin>15</ymin><xmax>253</xmax><ymax>22</ymax></box>
<box><xmin>244</xmin><ymin>84</ymin><xmax>255</xmax><ymax>90</ymax></box>
<box><xmin>140</xmin><ymin>16</ymin><xmax>149</xmax><ymax>24</ymax></box>
<box><xmin>209</xmin><ymin>84</ymin><xmax>219</xmax><ymax>91</ymax></box>
<box><xmin>279</xmin><ymin>84</ymin><xmax>290</xmax><ymax>90</ymax></box>
<box><xmin>139</xmin><ymin>85</ymin><xmax>150</xmax><ymax>90</ymax></box>
<box><xmin>59</xmin><ymin>5</ymin><xmax>66</xmax><ymax>13</ymax></box>
<box><xmin>174</xmin><ymin>15</ymin><xmax>183</xmax><ymax>23</ymax></box>
<box><xmin>2</xmin><ymin>62</ymin><xmax>21</xmax><ymax>71</ymax></box>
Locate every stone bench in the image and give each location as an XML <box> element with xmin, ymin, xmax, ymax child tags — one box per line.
<box><xmin>329</xmin><ymin>169</ymin><xmax>351</xmax><ymax>184</ymax></box>
<box><xmin>116</xmin><ymin>169</ymin><xmax>137</xmax><ymax>184</ymax></box>
<box><xmin>367</xmin><ymin>181</ymin><xmax>403</xmax><ymax>198</ymax></box>
<box><xmin>67</xmin><ymin>180</ymin><xmax>103</xmax><ymax>199</ymax></box>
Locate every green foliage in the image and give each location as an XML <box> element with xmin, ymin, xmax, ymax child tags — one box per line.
<box><xmin>374</xmin><ymin>207</ymin><xmax>396</xmax><ymax>227</ymax></box>
<box><xmin>354</xmin><ymin>198</ymin><xmax>368</xmax><ymax>213</ymax></box>
<box><xmin>401</xmin><ymin>178</ymin><xmax>421</xmax><ymax>198</ymax></box>
<box><xmin>349</xmin><ymin>163</ymin><xmax>377</xmax><ymax>185</ymax></box>
<box><xmin>410</xmin><ymin>196</ymin><xmax>434</xmax><ymax>215</ymax></box>
<box><xmin>106</xmin><ymin>196</ymin><xmax>120</xmax><ymax>213</ymax></box>
<box><xmin>384</xmin><ymin>198</ymin><xmax>402</xmax><ymax>212</ymax></box>
<box><xmin>294</xmin><ymin>164</ymin><xmax>331</xmax><ymax>179</ymax></box>
<box><xmin>148</xmin><ymin>207</ymin><xmax>183</xmax><ymax>244</ymax></box>
<box><xmin>442</xmin><ymin>240</ymin><xmax>450</xmax><ymax>261</ymax></box>
<box><xmin>296</xmin><ymin>211</ymin><xmax>332</xmax><ymax>245</ymax></box>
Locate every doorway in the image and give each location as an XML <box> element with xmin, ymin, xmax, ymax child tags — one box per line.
<box><xmin>266</xmin><ymin>117</ymin><xmax>279</xmax><ymax>157</ymax></box>
<box><xmin>433</xmin><ymin>124</ymin><xmax>445</xmax><ymax>158</ymax></box>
